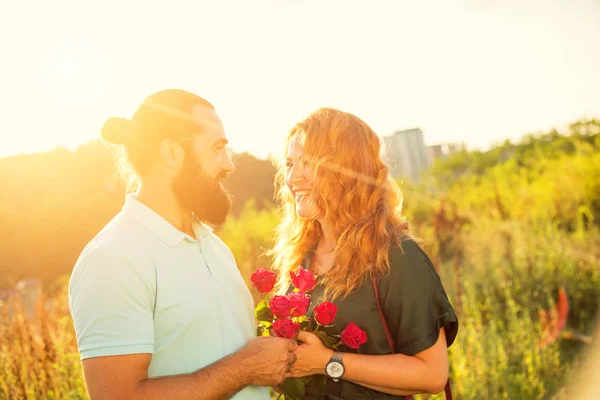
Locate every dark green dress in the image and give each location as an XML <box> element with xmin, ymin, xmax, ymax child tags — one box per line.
<box><xmin>299</xmin><ymin>237</ymin><xmax>459</xmax><ymax>400</ymax></box>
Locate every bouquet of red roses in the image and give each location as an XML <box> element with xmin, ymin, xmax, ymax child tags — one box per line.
<box><xmin>250</xmin><ymin>267</ymin><xmax>367</xmax><ymax>399</ymax></box>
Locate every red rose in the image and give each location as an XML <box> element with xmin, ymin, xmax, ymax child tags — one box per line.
<box><xmin>250</xmin><ymin>268</ymin><xmax>277</xmax><ymax>293</ymax></box>
<box><xmin>290</xmin><ymin>268</ymin><xmax>317</xmax><ymax>293</ymax></box>
<box><xmin>314</xmin><ymin>302</ymin><xmax>338</xmax><ymax>326</ymax></box>
<box><xmin>340</xmin><ymin>322</ymin><xmax>367</xmax><ymax>349</ymax></box>
<box><xmin>287</xmin><ymin>292</ymin><xmax>310</xmax><ymax>317</ymax></box>
<box><xmin>272</xmin><ymin>319</ymin><xmax>301</xmax><ymax>339</ymax></box>
<box><xmin>270</xmin><ymin>295</ymin><xmax>292</xmax><ymax>319</ymax></box>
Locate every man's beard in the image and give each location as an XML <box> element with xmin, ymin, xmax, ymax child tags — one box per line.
<box><xmin>172</xmin><ymin>149</ymin><xmax>233</xmax><ymax>226</ymax></box>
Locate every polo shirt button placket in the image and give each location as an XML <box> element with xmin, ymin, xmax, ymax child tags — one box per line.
<box><xmin>197</xmin><ymin>243</ymin><xmax>212</xmax><ymax>277</ymax></box>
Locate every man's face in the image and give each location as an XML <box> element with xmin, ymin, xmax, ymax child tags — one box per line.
<box><xmin>171</xmin><ymin>106</ymin><xmax>235</xmax><ymax>225</ymax></box>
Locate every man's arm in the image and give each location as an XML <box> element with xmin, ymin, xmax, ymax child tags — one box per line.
<box><xmin>70</xmin><ymin>248</ymin><xmax>297</xmax><ymax>400</ymax></box>
<box><xmin>83</xmin><ymin>336</ymin><xmax>297</xmax><ymax>400</ymax></box>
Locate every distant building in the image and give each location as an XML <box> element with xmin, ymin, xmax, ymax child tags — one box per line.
<box><xmin>382</xmin><ymin>128</ymin><xmax>431</xmax><ymax>182</ymax></box>
<box><xmin>0</xmin><ymin>287</ymin><xmax>16</xmax><ymax>305</ymax></box>
<box><xmin>16</xmin><ymin>279</ymin><xmax>42</xmax><ymax>319</ymax></box>
<box><xmin>0</xmin><ymin>279</ymin><xmax>42</xmax><ymax>323</ymax></box>
<box><xmin>428</xmin><ymin>143</ymin><xmax>463</xmax><ymax>162</ymax></box>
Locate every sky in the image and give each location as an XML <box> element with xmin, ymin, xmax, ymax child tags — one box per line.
<box><xmin>0</xmin><ymin>0</ymin><xmax>599</xmax><ymax>160</ymax></box>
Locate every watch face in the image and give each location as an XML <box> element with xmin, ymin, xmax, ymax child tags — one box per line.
<box><xmin>326</xmin><ymin>361</ymin><xmax>344</xmax><ymax>378</ymax></box>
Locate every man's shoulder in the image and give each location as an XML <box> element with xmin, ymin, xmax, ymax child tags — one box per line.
<box><xmin>78</xmin><ymin>211</ymin><xmax>155</xmax><ymax>260</ymax></box>
<box><xmin>69</xmin><ymin>213</ymin><xmax>156</xmax><ymax>293</ymax></box>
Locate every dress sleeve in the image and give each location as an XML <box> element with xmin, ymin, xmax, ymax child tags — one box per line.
<box><xmin>379</xmin><ymin>238</ymin><xmax>458</xmax><ymax>356</ymax></box>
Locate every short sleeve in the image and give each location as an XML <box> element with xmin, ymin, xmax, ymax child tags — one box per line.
<box><xmin>68</xmin><ymin>246</ymin><xmax>156</xmax><ymax>360</ymax></box>
<box><xmin>379</xmin><ymin>238</ymin><xmax>458</xmax><ymax>356</ymax></box>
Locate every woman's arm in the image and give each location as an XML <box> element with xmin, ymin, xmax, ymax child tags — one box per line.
<box><xmin>289</xmin><ymin>328</ymin><xmax>449</xmax><ymax>395</ymax></box>
<box><xmin>344</xmin><ymin>327</ymin><xmax>448</xmax><ymax>394</ymax></box>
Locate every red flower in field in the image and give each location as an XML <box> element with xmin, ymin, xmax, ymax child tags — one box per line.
<box><xmin>538</xmin><ymin>287</ymin><xmax>569</xmax><ymax>349</ymax></box>
<box><xmin>250</xmin><ymin>268</ymin><xmax>277</xmax><ymax>293</ymax></box>
<box><xmin>340</xmin><ymin>322</ymin><xmax>367</xmax><ymax>349</ymax></box>
<box><xmin>287</xmin><ymin>292</ymin><xmax>310</xmax><ymax>317</ymax></box>
<box><xmin>270</xmin><ymin>295</ymin><xmax>292</xmax><ymax>319</ymax></box>
<box><xmin>272</xmin><ymin>319</ymin><xmax>301</xmax><ymax>339</ymax></box>
<box><xmin>290</xmin><ymin>268</ymin><xmax>317</xmax><ymax>293</ymax></box>
<box><xmin>314</xmin><ymin>302</ymin><xmax>337</xmax><ymax>326</ymax></box>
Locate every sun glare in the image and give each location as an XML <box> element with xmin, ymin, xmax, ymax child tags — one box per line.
<box><xmin>3</xmin><ymin>11</ymin><xmax>142</xmax><ymax>157</ymax></box>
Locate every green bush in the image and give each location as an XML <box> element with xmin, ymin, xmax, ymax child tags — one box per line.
<box><xmin>1</xmin><ymin>121</ymin><xmax>598</xmax><ymax>399</ymax></box>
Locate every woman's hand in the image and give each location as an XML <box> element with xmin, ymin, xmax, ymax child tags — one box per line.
<box><xmin>288</xmin><ymin>331</ymin><xmax>334</xmax><ymax>378</ymax></box>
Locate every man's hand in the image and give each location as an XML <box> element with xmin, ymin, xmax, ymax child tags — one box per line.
<box><xmin>239</xmin><ymin>336</ymin><xmax>298</xmax><ymax>386</ymax></box>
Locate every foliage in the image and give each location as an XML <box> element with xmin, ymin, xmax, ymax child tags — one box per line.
<box><xmin>1</xmin><ymin>119</ymin><xmax>599</xmax><ymax>399</ymax></box>
<box><xmin>0</xmin><ymin>143</ymin><xmax>275</xmax><ymax>289</ymax></box>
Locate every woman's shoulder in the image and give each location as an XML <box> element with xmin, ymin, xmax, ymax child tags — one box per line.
<box><xmin>389</xmin><ymin>235</ymin><xmax>431</xmax><ymax>265</ymax></box>
<box><xmin>386</xmin><ymin>235</ymin><xmax>441</xmax><ymax>285</ymax></box>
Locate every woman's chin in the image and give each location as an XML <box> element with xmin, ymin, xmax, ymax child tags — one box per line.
<box><xmin>295</xmin><ymin>205</ymin><xmax>314</xmax><ymax>219</ymax></box>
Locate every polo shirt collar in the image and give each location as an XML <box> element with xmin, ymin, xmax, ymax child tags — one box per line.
<box><xmin>123</xmin><ymin>194</ymin><xmax>214</xmax><ymax>247</ymax></box>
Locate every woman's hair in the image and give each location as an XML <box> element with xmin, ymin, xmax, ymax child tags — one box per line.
<box><xmin>270</xmin><ymin>108</ymin><xmax>410</xmax><ymax>301</ymax></box>
<box><xmin>101</xmin><ymin>89</ymin><xmax>214</xmax><ymax>187</ymax></box>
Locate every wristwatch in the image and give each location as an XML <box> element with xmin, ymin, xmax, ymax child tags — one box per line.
<box><xmin>325</xmin><ymin>351</ymin><xmax>345</xmax><ymax>382</ymax></box>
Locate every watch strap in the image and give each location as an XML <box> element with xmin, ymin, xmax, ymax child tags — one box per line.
<box><xmin>330</xmin><ymin>351</ymin><xmax>343</xmax><ymax>363</ymax></box>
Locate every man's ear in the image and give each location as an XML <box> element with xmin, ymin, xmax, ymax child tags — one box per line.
<box><xmin>158</xmin><ymin>139</ymin><xmax>185</xmax><ymax>171</ymax></box>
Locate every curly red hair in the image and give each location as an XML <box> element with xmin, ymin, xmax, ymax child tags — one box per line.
<box><xmin>270</xmin><ymin>108</ymin><xmax>410</xmax><ymax>301</ymax></box>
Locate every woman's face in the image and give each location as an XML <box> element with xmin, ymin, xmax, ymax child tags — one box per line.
<box><xmin>285</xmin><ymin>135</ymin><xmax>321</xmax><ymax>219</ymax></box>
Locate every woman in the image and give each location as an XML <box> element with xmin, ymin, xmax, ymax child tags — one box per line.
<box><xmin>270</xmin><ymin>108</ymin><xmax>458</xmax><ymax>399</ymax></box>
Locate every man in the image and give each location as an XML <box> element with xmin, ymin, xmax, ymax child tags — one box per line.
<box><xmin>68</xmin><ymin>89</ymin><xmax>296</xmax><ymax>400</ymax></box>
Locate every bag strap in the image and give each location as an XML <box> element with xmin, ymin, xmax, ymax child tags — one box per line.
<box><xmin>371</xmin><ymin>275</ymin><xmax>453</xmax><ymax>400</ymax></box>
<box><xmin>372</xmin><ymin>274</ymin><xmax>397</xmax><ymax>353</ymax></box>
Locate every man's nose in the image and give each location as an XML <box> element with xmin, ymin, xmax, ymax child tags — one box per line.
<box><xmin>222</xmin><ymin>149</ymin><xmax>235</xmax><ymax>174</ymax></box>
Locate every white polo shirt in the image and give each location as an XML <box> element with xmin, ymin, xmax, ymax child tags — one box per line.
<box><xmin>68</xmin><ymin>194</ymin><xmax>268</xmax><ymax>400</ymax></box>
